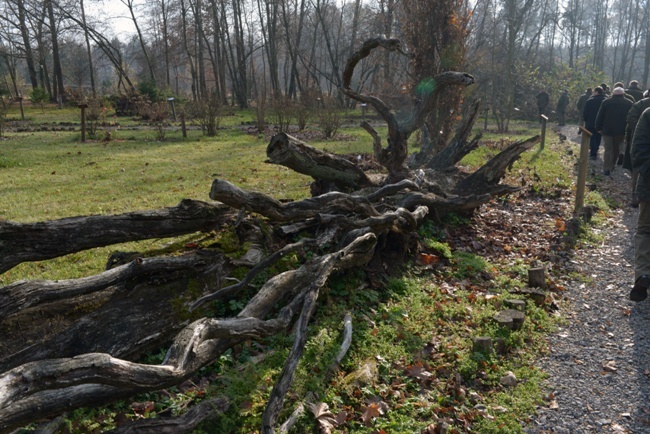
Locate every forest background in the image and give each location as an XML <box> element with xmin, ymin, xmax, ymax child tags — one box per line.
<box><xmin>0</xmin><ymin>0</ymin><xmax>637</xmax><ymax>129</ymax></box>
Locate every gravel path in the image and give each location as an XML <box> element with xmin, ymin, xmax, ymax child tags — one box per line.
<box><xmin>526</xmin><ymin>126</ymin><xmax>649</xmax><ymax>433</ymax></box>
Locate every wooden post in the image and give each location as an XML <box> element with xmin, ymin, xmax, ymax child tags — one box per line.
<box><xmin>539</xmin><ymin>114</ymin><xmax>548</xmax><ymax>150</ymax></box>
<box><xmin>78</xmin><ymin>103</ymin><xmax>88</xmax><ymax>143</ymax></box>
<box><xmin>17</xmin><ymin>96</ymin><xmax>24</xmax><ymax>121</ymax></box>
<box><xmin>483</xmin><ymin>107</ymin><xmax>489</xmax><ymax>130</ymax></box>
<box><xmin>574</xmin><ymin>126</ymin><xmax>593</xmax><ymax>213</ymax></box>
<box><xmin>180</xmin><ymin>113</ymin><xmax>187</xmax><ymax>138</ymax></box>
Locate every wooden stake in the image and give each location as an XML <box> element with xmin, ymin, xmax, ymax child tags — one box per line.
<box><xmin>574</xmin><ymin>126</ymin><xmax>592</xmax><ymax>214</ymax></box>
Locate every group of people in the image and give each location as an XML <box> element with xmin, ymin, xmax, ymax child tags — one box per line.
<box><xmin>540</xmin><ymin>81</ymin><xmax>650</xmax><ymax>302</ymax></box>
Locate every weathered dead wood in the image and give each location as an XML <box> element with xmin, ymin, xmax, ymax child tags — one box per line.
<box><xmin>0</xmin><ymin>234</ymin><xmax>380</xmax><ymax>433</ymax></box>
<box><xmin>262</xmin><ymin>256</ymin><xmax>333</xmax><ymax>433</ymax></box>
<box><xmin>340</xmin><ymin>37</ymin><xmax>475</xmax><ymax>181</ymax></box>
<box><xmin>0</xmin><ymin>199</ymin><xmax>235</xmax><ymax>275</ymax></box>
<box><xmin>0</xmin><ymin>251</ymin><xmax>229</xmax><ymax>373</ymax></box>
<box><xmin>266</xmin><ymin>133</ymin><xmax>373</xmax><ymax>190</ymax></box>
<box><xmin>396</xmin><ymin>191</ymin><xmax>493</xmax><ymax>216</ymax></box>
<box><xmin>326</xmin><ymin>312</ymin><xmax>353</xmax><ymax>378</ymax></box>
<box><xmin>420</xmin><ymin>99</ymin><xmax>483</xmax><ymax>170</ymax></box>
<box><xmin>190</xmin><ymin>237</ymin><xmax>321</xmax><ymax>311</ymax></box>
<box><xmin>360</xmin><ymin>121</ymin><xmax>382</xmax><ymax>160</ymax></box>
<box><xmin>0</xmin><ymin>255</ymin><xmax>205</xmax><ymax>318</ymax></box>
<box><xmin>454</xmin><ymin>135</ymin><xmax>540</xmax><ymax>195</ymax></box>
<box><xmin>279</xmin><ymin>402</ymin><xmax>305</xmax><ymax>434</ymax></box>
<box><xmin>210</xmin><ymin>179</ymin><xmax>380</xmax><ymax>221</ymax></box>
<box><xmin>106</xmin><ymin>397</ymin><xmax>230</xmax><ymax>434</ymax></box>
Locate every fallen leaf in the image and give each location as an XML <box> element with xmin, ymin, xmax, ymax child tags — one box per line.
<box><xmin>361</xmin><ymin>402</ymin><xmax>385</xmax><ymax>425</ymax></box>
<box><xmin>405</xmin><ymin>361</ymin><xmax>433</xmax><ymax>381</ymax></box>
<box><xmin>309</xmin><ymin>402</ymin><xmax>338</xmax><ymax>434</ymax></box>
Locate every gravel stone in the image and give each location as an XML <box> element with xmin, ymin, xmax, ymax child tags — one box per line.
<box><xmin>526</xmin><ymin>130</ymin><xmax>649</xmax><ymax>433</ymax></box>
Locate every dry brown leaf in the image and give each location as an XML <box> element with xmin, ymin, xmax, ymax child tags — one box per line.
<box><xmin>309</xmin><ymin>402</ymin><xmax>339</xmax><ymax>434</ymax></box>
<box><xmin>405</xmin><ymin>361</ymin><xmax>433</xmax><ymax>381</ymax></box>
<box><xmin>361</xmin><ymin>402</ymin><xmax>385</xmax><ymax>425</ymax></box>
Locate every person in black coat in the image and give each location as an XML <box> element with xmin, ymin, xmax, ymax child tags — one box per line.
<box><xmin>629</xmin><ymin>106</ymin><xmax>650</xmax><ymax>300</ymax></box>
<box><xmin>576</xmin><ymin>88</ymin><xmax>592</xmax><ymax>129</ymax></box>
<box><xmin>535</xmin><ymin>88</ymin><xmax>549</xmax><ymax>118</ymax></box>
<box><xmin>582</xmin><ymin>87</ymin><xmax>605</xmax><ymax>159</ymax></box>
<box><xmin>626</xmin><ymin>80</ymin><xmax>644</xmax><ymax>102</ymax></box>
<box><xmin>556</xmin><ymin>89</ymin><xmax>570</xmax><ymax>126</ymax></box>
<box><xmin>596</xmin><ymin>86</ymin><xmax>633</xmax><ymax>175</ymax></box>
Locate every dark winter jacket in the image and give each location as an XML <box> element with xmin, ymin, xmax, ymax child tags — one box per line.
<box><xmin>535</xmin><ymin>91</ymin><xmax>549</xmax><ymax>109</ymax></box>
<box><xmin>631</xmin><ymin>108</ymin><xmax>650</xmax><ymax>201</ymax></box>
<box><xmin>576</xmin><ymin>92</ymin><xmax>590</xmax><ymax>115</ymax></box>
<box><xmin>595</xmin><ymin>94</ymin><xmax>633</xmax><ymax>136</ymax></box>
<box><xmin>627</xmin><ymin>98</ymin><xmax>650</xmax><ymax>129</ymax></box>
<box><xmin>624</xmin><ymin>98</ymin><xmax>650</xmax><ymax>170</ymax></box>
<box><xmin>556</xmin><ymin>92</ymin><xmax>569</xmax><ymax>112</ymax></box>
<box><xmin>626</xmin><ymin>85</ymin><xmax>644</xmax><ymax>102</ymax></box>
<box><xmin>582</xmin><ymin>94</ymin><xmax>606</xmax><ymax>130</ymax></box>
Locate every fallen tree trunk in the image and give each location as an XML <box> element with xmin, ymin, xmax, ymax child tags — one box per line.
<box><xmin>0</xmin><ymin>233</ymin><xmax>382</xmax><ymax>432</ymax></box>
<box><xmin>0</xmin><ymin>199</ymin><xmax>235</xmax><ymax>274</ymax></box>
<box><xmin>454</xmin><ymin>135</ymin><xmax>540</xmax><ymax>195</ymax></box>
<box><xmin>0</xmin><ymin>251</ymin><xmax>230</xmax><ymax>372</ymax></box>
<box><xmin>266</xmin><ymin>132</ymin><xmax>374</xmax><ymax>191</ymax></box>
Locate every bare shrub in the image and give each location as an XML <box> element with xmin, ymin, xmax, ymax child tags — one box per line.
<box><xmin>270</xmin><ymin>95</ymin><xmax>294</xmax><ymax>132</ymax></box>
<box><xmin>189</xmin><ymin>93</ymin><xmax>223</xmax><ymax>137</ymax></box>
<box><xmin>85</xmin><ymin>99</ymin><xmax>108</xmax><ymax>139</ymax></box>
<box><xmin>253</xmin><ymin>98</ymin><xmax>267</xmax><ymax>135</ymax></box>
<box><xmin>137</xmin><ymin>101</ymin><xmax>169</xmax><ymax>141</ymax></box>
<box><xmin>317</xmin><ymin>96</ymin><xmax>342</xmax><ymax>138</ymax></box>
<box><xmin>296</xmin><ymin>89</ymin><xmax>318</xmax><ymax>131</ymax></box>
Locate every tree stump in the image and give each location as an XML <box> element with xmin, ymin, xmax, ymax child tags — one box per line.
<box><xmin>513</xmin><ymin>288</ymin><xmax>547</xmax><ymax>306</ymax></box>
<box><xmin>494</xmin><ymin>309</ymin><xmax>525</xmax><ymax>330</ymax></box>
<box><xmin>528</xmin><ymin>266</ymin><xmax>547</xmax><ymax>289</ymax></box>
<box><xmin>504</xmin><ymin>299</ymin><xmax>526</xmax><ymax>311</ymax></box>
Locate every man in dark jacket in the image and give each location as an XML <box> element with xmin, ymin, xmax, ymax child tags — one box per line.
<box><xmin>626</xmin><ymin>80</ymin><xmax>644</xmax><ymax>102</ymax></box>
<box><xmin>556</xmin><ymin>89</ymin><xmax>569</xmax><ymax>126</ymax></box>
<box><xmin>629</xmin><ymin>106</ymin><xmax>650</xmax><ymax>300</ymax></box>
<box><xmin>624</xmin><ymin>95</ymin><xmax>650</xmax><ymax>207</ymax></box>
<box><xmin>596</xmin><ymin>86</ymin><xmax>633</xmax><ymax>175</ymax></box>
<box><xmin>583</xmin><ymin>87</ymin><xmax>606</xmax><ymax>159</ymax></box>
<box><xmin>576</xmin><ymin>88</ymin><xmax>592</xmax><ymax>129</ymax></box>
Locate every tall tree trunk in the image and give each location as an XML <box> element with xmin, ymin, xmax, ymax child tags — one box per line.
<box><xmin>161</xmin><ymin>0</ymin><xmax>171</xmax><ymax>88</ymax></box>
<box><xmin>80</xmin><ymin>0</ymin><xmax>96</xmax><ymax>97</ymax></box>
<box><xmin>181</xmin><ymin>0</ymin><xmax>199</xmax><ymax>101</ymax></box>
<box><xmin>16</xmin><ymin>0</ymin><xmax>38</xmax><ymax>90</ymax></box>
<box><xmin>123</xmin><ymin>0</ymin><xmax>156</xmax><ymax>84</ymax></box>
<box><xmin>46</xmin><ymin>0</ymin><xmax>65</xmax><ymax>103</ymax></box>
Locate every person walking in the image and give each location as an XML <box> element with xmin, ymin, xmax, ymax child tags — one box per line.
<box><xmin>624</xmin><ymin>93</ymin><xmax>650</xmax><ymax>207</ymax></box>
<box><xmin>576</xmin><ymin>88</ymin><xmax>592</xmax><ymax>131</ymax></box>
<box><xmin>629</xmin><ymin>106</ymin><xmax>650</xmax><ymax>301</ymax></box>
<box><xmin>625</xmin><ymin>80</ymin><xmax>644</xmax><ymax>102</ymax></box>
<box><xmin>556</xmin><ymin>89</ymin><xmax>569</xmax><ymax>126</ymax></box>
<box><xmin>535</xmin><ymin>88</ymin><xmax>550</xmax><ymax>119</ymax></box>
<box><xmin>596</xmin><ymin>86</ymin><xmax>633</xmax><ymax>175</ymax></box>
<box><xmin>583</xmin><ymin>87</ymin><xmax>606</xmax><ymax>160</ymax></box>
